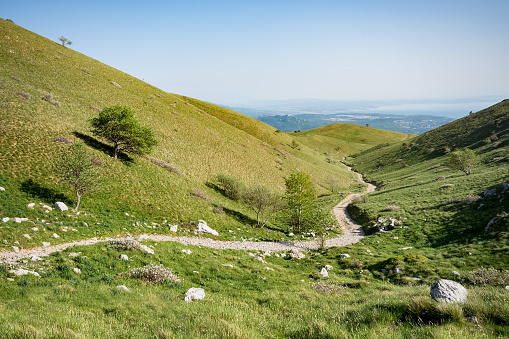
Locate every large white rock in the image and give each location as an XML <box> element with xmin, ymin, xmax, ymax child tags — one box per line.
<box><xmin>12</xmin><ymin>246</ymin><xmax>19</xmax><ymax>253</ymax></box>
<box><xmin>54</xmin><ymin>202</ymin><xmax>68</xmax><ymax>211</ymax></box>
<box><xmin>2</xmin><ymin>217</ymin><xmax>9</xmax><ymax>223</ymax></box>
<box><xmin>320</xmin><ymin>268</ymin><xmax>329</xmax><ymax>277</ymax></box>
<box><xmin>42</xmin><ymin>242</ymin><xmax>50</xmax><ymax>247</ymax></box>
<box><xmin>170</xmin><ymin>225</ymin><xmax>178</xmax><ymax>232</ymax></box>
<box><xmin>119</xmin><ymin>254</ymin><xmax>129</xmax><ymax>260</ymax></box>
<box><xmin>115</xmin><ymin>285</ymin><xmax>131</xmax><ymax>292</ymax></box>
<box><xmin>197</xmin><ymin>220</ymin><xmax>218</xmax><ymax>236</ymax></box>
<box><xmin>0</xmin><ymin>187</ymin><xmax>5</xmax><ymax>191</ymax></box>
<box><xmin>27</xmin><ymin>203</ymin><xmax>35</xmax><ymax>209</ymax></box>
<box><xmin>430</xmin><ymin>279</ymin><xmax>468</xmax><ymax>304</ymax></box>
<box><xmin>185</xmin><ymin>287</ymin><xmax>205</xmax><ymax>302</ymax></box>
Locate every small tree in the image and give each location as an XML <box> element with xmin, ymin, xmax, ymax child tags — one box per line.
<box><xmin>445</xmin><ymin>148</ymin><xmax>479</xmax><ymax>176</ymax></box>
<box><xmin>91</xmin><ymin>105</ymin><xmax>158</xmax><ymax>159</ymax></box>
<box><xmin>55</xmin><ymin>142</ymin><xmax>101</xmax><ymax>211</ymax></box>
<box><xmin>243</xmin><ymin>186</ymin><xmax>285</xmax><ymax>228</ymax></box>
<box><xmin>284</xmin><ymin>172</ymin><xmax>316</xmax><ymax>233</ymax></box>
<box><xmin>307</xmin><ymin>207</ymin><xmax>338</xmax><ymax>251</ymax></box>
<box><xmin>58</xmin><ymin>36</ymin><xmax>72</xmax><ymax>47</ymax></box>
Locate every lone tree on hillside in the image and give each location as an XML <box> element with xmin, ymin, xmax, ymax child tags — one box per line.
<box><xmin>55</xmin><ymin>142</ymin><xmax>101</xmax><ymax>211</ymax></box>
<box><xmin>58</xmin><ymin>36</ymin><xmax>72</xmax><ymax>47</ymax></box>
<box><xmin>445</xmin><ymin>148</ymin><xmax>479</xmax><ymax>176</ymax></box>
<box><xmin>243</xmin><ymin>186</ymin><xmax>285</xmax><ymax>228</ymax></box>
<box><xmin>91</xmin><ymin>105</ymin><xmax>158</xmax><ymax>159</ymax></box>
<box><xmin>284</xmin><ymin>172</ymin><xmax>316</xmax><ymax>233</ymax></box>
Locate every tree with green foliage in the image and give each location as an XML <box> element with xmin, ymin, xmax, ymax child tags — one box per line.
<box><xmin>243</xmin><ymin>186</ymin><xmax>285</xmax><ymax>228</ymax></box>
<box><xmin>445</xmin><ymin>148</ymin><xmax>479</xmax><ymax>176</ymax></box>
<box><xmin>307</xmin><ymin>207</ymin><xmax>338</xmax><ymax>251</ymax></box>
<box><xmin>284</xmin><ymin>172</ymin><xmax>316</xmax><ymax>232</ymax></box>
<box><xmin>55</xmin><ymin>142</ymin><xmax>101</xmax><ymax>211</ymax></box>
<box><xmin>91</xmin><ymin>105</ymin><xmax>158</xmax><ymax>159</ymax></box>
<box><xmin>58</xmin><ymin>36</ymin><xmax>72</xmax><ymax>47</ymax></box>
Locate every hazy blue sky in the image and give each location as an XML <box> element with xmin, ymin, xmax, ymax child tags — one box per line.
<box><xmin>3</xmin><ymin>0</ymin><xmax>509</xmax><ymax>106</ymax></box>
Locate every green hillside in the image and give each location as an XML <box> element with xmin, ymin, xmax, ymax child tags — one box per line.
<box><xmin>346</xmin><ymin>100</ymin><xmax>509</xmax><ymax>272</ymax></box>
<box><xmin>293</xmin><ymin>123</ymin><xmax>413</xmax><ymax>157</ymax></box>
<box><xmin>0</xmin><ymin>18</ymin><xmax>366</xmax><ymax>246</ymax></box>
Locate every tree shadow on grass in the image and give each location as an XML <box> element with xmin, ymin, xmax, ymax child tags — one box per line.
<box><xmin>72</xmin><ymin>132</ymin><xmax>133</xmax><ymax>164</ymax></box>
<box><xmin>20</xmin><ymin>179</ymin><xmax>73</xmax><ymax>206</ymax></box>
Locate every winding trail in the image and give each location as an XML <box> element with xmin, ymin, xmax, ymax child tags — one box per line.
<box><xmin>0</xmin><ymin>169</ymin><xmax>375</xmax><ymax>263</ymax></box>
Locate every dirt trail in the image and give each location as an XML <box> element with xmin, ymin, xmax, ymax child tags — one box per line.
<box><xmin>0</xmin><ymin>169</ymin><xmax>375</xmax><ymax>262</ymax></box>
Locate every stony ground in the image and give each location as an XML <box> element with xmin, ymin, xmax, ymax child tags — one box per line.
<box><xmin>0</xmin><ymin>172</ymin><xmax>374</xmax><ymax>263</ymax></box>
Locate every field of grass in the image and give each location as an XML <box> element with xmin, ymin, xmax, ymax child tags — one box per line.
<box><xmin>1</xmin><ymin>240</ymin><xmax>508</xmax><ymax>338</ymax></box>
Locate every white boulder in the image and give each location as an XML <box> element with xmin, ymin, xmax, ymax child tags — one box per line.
<box><xmin>119</xmin><ymin>254</ymin><xmax>129</xmax><ymax>260</ymax></box>
<box><xmin>27</xmin><ymin>203</ymin><xmax>35</xmax><ymax>209</ymax></box>
<box><xmin>320</xmin><ymin>268</ymin><xmax>329</xmax><ymax>277</ymax></box>
<box><xmin>9</xmin><ymin>269</ymin><xmax>40</xmax><ymax>277</ymax></box>
<box><xmin>184</xmin><ymin>287</ymin><xmax>205</xmax><ymax>302</ymax></box>
<box><xmin>339</xmin><ymin>254</ymin><xmax>350</xmax><ymax>258</ymax></box>
<box><xmin>12</xmin><ymin>246</ymin><xmax>19</xmax><ymax>253</ymax></box>
<box><xmin>53</xmin><ymin>233</ymin><xmax>60</xmax><ymax>238</ymax></box>
<box><xmin>325</xmin><ymin>265</ymin><xmax>333</xmax><ymax>270</ymax></box>
<box><xmin>182</xmin><ymin>249</ymin><xmax>192</xmax><ymax>255</ymax></box>
<box><xmin>54</xmin><ymin>202</ymin><xmax>68</xmax><ymax>211</ymax></box>
<box><xmin>23</xmin><ymin>234</ymin><xmax>31</xmax><ymax>240</ymax></box>
<box><xmin>0</xmin><ymin>187</ymin><xmax>5</xmax><ymax>191</ymax></box>
<box><xmin>2</xmin><ymin>217</ymin><xmax>9</xmax><ymax>223</ymax></box>
<box><xmin>42</xmin><ymin>242</ymin><xmax>50</xmax><ymax>247</ymax></box>
<box><xmin>137</xmin><ymin>234</ymin><xmax>149</xmax><ymax>241</ymax></box>
<box><xmin>170</xmin><ymin>225</ymin><xmax>178</xmax><ymax>232</ymax></box>
<box><xmin>197</xmin><ymin>220</ymin><xmax>218</xmax><ymax>236</ymax></box>
<box><xmin>430</xmin><ymin>279</ymin><xmax>468</xmax><ymax>304</ymax></box>
<box><xmin>73</xmin><ymin>267</ymin><xmax>81</xmax><ymax>274</ymax></box>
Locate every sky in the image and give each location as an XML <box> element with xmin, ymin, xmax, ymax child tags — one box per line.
<box><xmin>2</xmin><ymin>0</ymin><xmax>509</xmax><ymax>109</ymax></box>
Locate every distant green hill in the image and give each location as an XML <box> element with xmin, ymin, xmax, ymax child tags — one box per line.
<box><xmin>292</xmin><ymin>123</ymin><xmax>413</xmax><ymax>157</ymax></box>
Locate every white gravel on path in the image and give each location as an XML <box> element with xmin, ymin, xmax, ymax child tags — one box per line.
<box><xmin>0</xmin><ymin>169</ymin><xmax>375</xmax><ymax>263</ymax></box>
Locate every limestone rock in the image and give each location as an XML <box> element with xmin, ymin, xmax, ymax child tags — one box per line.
<box><xmin>484</xmin><ymin>188</ymin><xmax>497</xmax><ymax>197</ymax></box>
<box><xmin>2</xmin><ymin>217</ymin><xmax>9</xmax><ymax>223</ymax></box>
<box><xmin>325</xmin><ymin>265</ymin><xmax>333</xmax><ymax>270</ymax></box>
<box><xmin>115</xmin><ymin>285</ymin><xmax>131</xmax><ymax>292</ymax></box>
<box><xmin>450</xmin><ymin>271</ymin><xmax>460</xmax><ymax>275</ymax></box>
<box><xmin>290</xmin><ymin>249</ymin><xmax>305</xmax><ymax>260</ymax></box>
<box><xmin>184</xmin><ymin>287</ymin><xmax>205</xmax><ymax>302</ymax></box>
<box><xmin>23</xmin><ymin>234</ymin><xmax>31</xmax><ymax>240</ymax></box>
<box><xmin>181</xmin><ymin>249</ymin><xmax>192</xmax><ymax>255</ymax></box>
<box><xmin>53</xmin><ymin>233</ymin><xmax>60</xmax><ymax>238</ymax></box>
<box><xmin>10</xmin><ymin>269</ymin><xmax>40</xmax><ymax>277</ymax></box>
<box><xmin>42</xmin><ymin>242</ymin><xmax>50</xmax><ymax>247</ymax></box>
<box><xmin>73</xmin><ymin>267</ymin><xmax>81</xmax><ymax>274</ymax></box>
<box><xmin>54</xmin><ymin>202</ymin><xmax>68</xmax><ymax>211</ymax></box>
<box><xmin>197</xmin><ymin>220</ymin><xmax>219</xmax><ymax>236</ymax></box>
<box><xmin>137</xmin><ymin>234</ymin><xmax>149</xmax><ymax>242</ymax></box>
<box><xmin>339</xmin><ymin>254</ymin><xmax>350</xmax><ymax>258</ymax></box>
<box><xmin>12</xmin><ymin>246</ymin><xmax>19</xmax><ymax>253</ymax></box>
<box><xmin>430</xmin><ymin>279</ymin><xmax>468</xmax><ymax>304</ymax></box>
<box><xmin>394</xmin><ymin>268</ymin><xmax>403</xmax><ymax>274</ymax></box>
<box><xmin>119</xmin><ymin>254</ymin><xmax>129</xmax><ymax>260</ymax></box>
<box><xmin>170</xmin><ymin>225</ymin><xmax>178</xmax><ymax>232</ymax></box>
<box><xmin>0</xmin><ymin>187</ymin><xmax>5</xmax><ymax>191</ymax></box>
<box><xmin>139</xmin><ymin>245</ymin><xmax>154</xmax><ymax>254</ymax></box>
<box><xmin>320</xmin><ymin>268</ymin><xmax>329</xmax><ymax>277</ymax></box>
<box><xmin>27</xmin><ymin>203</ymin><xmax>35</xmax><ymax>209</ymax></box>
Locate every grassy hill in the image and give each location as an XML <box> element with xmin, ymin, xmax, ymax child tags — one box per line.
<box><xmin>0</xmin><ymin>18</ymin><xmax>388</xmax><ymax>247</ymax></box>
<box><xmin>1</xmin><ymin>19</ymin><xmax>508</xmax><ymax>338</ymax></box>
<box><xmin>292</xmin><ymin>123</ymin><xmax>413</xmax><ymax>157</ymax></box>
<box><xmin>345</xmin><ymin>100</ymin><xmax>509</xmax><ymax>273</ymax></box>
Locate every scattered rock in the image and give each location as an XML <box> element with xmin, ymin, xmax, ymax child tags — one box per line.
<box><xmin>399</xmin><ymin>247</ymin><xmax>413</xmax><ymax>250</ymax></box>
<box><xmin>394</xmin><ymin>268</ymin><xmax>403</xmax><ymax>274</ymax></box>
<box><xmin>68</xmin><ymin>252</ymin><xmax>81</xmax><ymax>257</ymax></box>
<box><xmin>14</xmin><ymin>217</ymin><xmax>28</xmax><ymax>223</ymax></box>
<box><xmin>263</xmin><ymin>267</ymin><xmax>274</xmax><ymax>271</ymax></box>
<box><xmin>73</xmin><ymin>267</ymin><xmax>81</xmax><ymax>274</ymax></box>
<box><xmin>170</xmin><ymin>225</ymin><xmax>178</xmax><ymax>232</ymax></box>
<box><xmin>485</xmin><ymin>212</ymin><xmax>508</xmax><ymax>232</ymax></box>
<box><xmin>288</xmin><ymin>233</ymin><xmax>294</xmax><ymax>236</ymax></box>
<box><xmin>181</xmin><ymin>249</ymin><xmax>192</xmax><ymax>255</ymax></box>
<box><xmin>7</xmin><ymin>278</ymin><xmax>14</xmax><ymax>282</ymax></box>
<box><xmin>430</xmin><ymin>279</ymin><xmax>468</xmax><ymax>304</ymax></box>
<box><xmin>450</xmin><ymin>271</ymin><xmax>460</xmax><ymax>275</ymax></box>
<box><xmin>320</xmin><ymin>268</ymin><xmax>329</xmax><ymax>277</ymax></box>
<box><xmin>254</xmin><ymin>256</ymin><xmax>265</xmax><ymax>263</ymax></box>
<box><xmin>505</xmin><ymin>286</ymin><xmax>509</xmax><ymax>290</ymax></box>
<box><xmin>381</xmin><ymin>269</ymin><xmax>388</xmax><ymax>275</ymax></box>
<box><xmin>53</xmin><ymin>233</ymin><xmax>60</xmax><ymax>238</ymax></box>
<box><xmin>222</xmin><ymin>264</ymin><xmax>234</xmax><ymax>268</ymax></box>
<box><xmin>484</xmin><ymin>188</ymin><xmax>497</xmax><ymax>197</ymax></box>
<box><xmin>42</xmin><ymin>242</ymin><xmax>50</xmax><ymax>247</ymax></box>
<box><xmin>0</xmin><ymin>187</ymin><xmax>5</xmax><ymax>191</ymax></box>
<box><xmin>12</xmin><ymin>246</ymin><xmax>19</xmax><ymax>253</ymax></box>
<box><xmin>23</xmin><ymin>234</ymin><xmax>31</xmax><ymax>240</ymax></box>
<box><xmin>42</xmin><ymin>204</ymin><xmax>52</xmax><ymax>211</ymax></box>
<box><xmin>139</xmin><ymin>245</ymin><xmax>154</xmax><ymax>254</ymax></box>
<box><xmin>27</xmin><ymin>203</ymin><xmax>35</xmax><ymax>209</ymax></box>
<box><xmin>119</xmin><ymin>254</ymin><xmax>129</xmax><ymax>260</ymax></box>
<box><xmin>467</xmin><ymin>316</ymin><xmax>479</xmax><ymax>324</ymax></box>
<box><xmin>29</xmin><ymin>254</ymin><xmax>43</xmax><ymax>261</ymax></box>
<box><xmin>32</xmin><ymin>227</ymin><xmax>38</xmax><ymax>231</ymax></box>
<box><xmin>54</xmin><ymin>202</ymin><xmax>68</xmax><ymax>211</ymax></box>
<box><xmin>2</xmin><ymin>217</ymin><xmax>9</xmax><ymax>223</ymax></box>
<box><xmin>9</xmin><ymin>269</ymin><xmax>40</xmax><ymax>277</ymax></box>
<box><xmin>184</xmin><ymin>287</ymin><xmax>205</xmax><ymax>302</ymax></box>
<box><xmin>339</xmin><ymin>254</ymin><xmax>350</xmax><ymax>258</ymax></box>
<box><xmin>290</xmin><ymin>249</ymin><xmax>305</xmax><ymax>259</ymax></box>
<box><xmin>197</xmin><ymin>220</ymin><xmax>218</xmax><ymax>236</ymax></box>
<box><xmin>115</xmin><ymin>285</ymin><xmax>131</xmax><ymax>292</ymax></box>
<box><xmin>325</xmin><ymin>265</ymin><xmax>333</xmax><ymax>270</ymax></box>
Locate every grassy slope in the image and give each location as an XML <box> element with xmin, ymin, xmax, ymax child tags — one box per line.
<box><xmin>0</xmin><ymin>18</ymin><xmax>377</xmax><ymax>247</ymax></box>
<box><xmin>345</xmin><ymin>100</ymin><xmax>509</xmax><ymax>274</ymax></box>
<box><xmin>293</xmin><ymin>123</ymin><xmax>413</xmax><ymax>157</ymax></box>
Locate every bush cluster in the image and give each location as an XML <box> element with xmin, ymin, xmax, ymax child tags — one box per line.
<box><xmin>127</xmin><ymin>263</ymin><xmax>180</xmax><ymax>284</ymax></box>
<box><xmin>108</xmin><ymin>239</ymin><xmax>141</xmax><ymax>251</ymax></box>
<box><xmin>42</xmin><ymin>93</ymin><xmax>61</xmax><ymax>107</ymax></box>
<box><xmin>147</xmin><ymin>157</ymin><xmax>182</xmax><ymax>176</ymax></box>
<box><xmin>215</xmin><ymin>173</ymin><xmax>246</xmax><ymax>201</ymax></box>
<box><xmin>461</xmin><ymin>267</ymin><xmax>509</xmax><ymax>286</ymax></box>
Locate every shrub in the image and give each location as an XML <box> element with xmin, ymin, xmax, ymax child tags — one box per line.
<box><xmin>313</xmin><ymin>282</ymin><xmax>345</xmax><ymax>295</ymax></box>
<box><xmin>90</xmin><ymin>156</ymin><xmax>102</xmax><ymax>167</ymax></box>
<box><xmin>15</xmin><ymin>91</ymin><xmax>30</xmax><ymax>99</ymax></box>
<box><xmin>108</xmin><ymin>239</ymin><xmax>141</xmax><ymax>251</ymax></box>
<box><xmin>349</xmin><ymin>259</ymin><xmax>364</xmax><ymax>268</ymax></box>
<box><xmin>215</xmin><ymin>173</ymin><xmax>246</xmax><ymax>201</ymax></box>
<box><xmin>191</xmin><ymin>189</ymin><xmax>211</xmax><ymax>201</ymax></box>
<box><xmin>90</xmin><ymin>106</ymin><xmax>102</xmax><ymax>112</ymax></box>
<box><xmin>385</xmin><ymin>205</ymin><xmax>400</xmax><ymax>211</ymax></box>
<box><xmin>439</xmin><ymin>184</ymin><xmax>455</xmax><ymax>189</ymax></box>
<box><xmin>127</xmin><ymin>263</ymin><xmax>180</xmax><ymax>284</ymax></box>
<box><xmin>489</xmin><ymin>134</ymin><xmax>499</xmax><ymax>142</ymax></box>
<box><xmin>461</xmin><ymin>267</ymin><xmax>509</xmax><ymax>286</ymax></box>
<box><xmin>213</xmin><ymin>205</ymin><xmax>224</xmax><ymax>214</ymax></box>
<box><xmin>460</xmin><ymin>195</ymin><xmax>481</xmax><ymax>205</ymax></box>
<box><xmin>146</xmin><ymin>157</ymin><xmax>182</xmax><ymax>176</ymax></box>
<box><xmin>42</xmin><ymin>93</ymin><xmax>61</xmax><ymax>107</ymax></box>
<box><xmin>53</xmin><ymin>136</ymin><xmax>73</xmax><ymax>144</ymax></box>
<box><xmin>428</xmin><ymin>165</ymin><xmax>440</xmax><ymax>170</ymax></box>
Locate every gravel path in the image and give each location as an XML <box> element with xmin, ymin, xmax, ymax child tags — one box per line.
<box><xmin>0</xmin><ymin>169</ymin><xmax>374</xmax><ymax>262</ymax></box>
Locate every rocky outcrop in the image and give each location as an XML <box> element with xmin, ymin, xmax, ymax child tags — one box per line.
<box><xmin>430</xmin><ymin>279</ymin><xmax>467</xmax><ymax>304</ymax></box>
